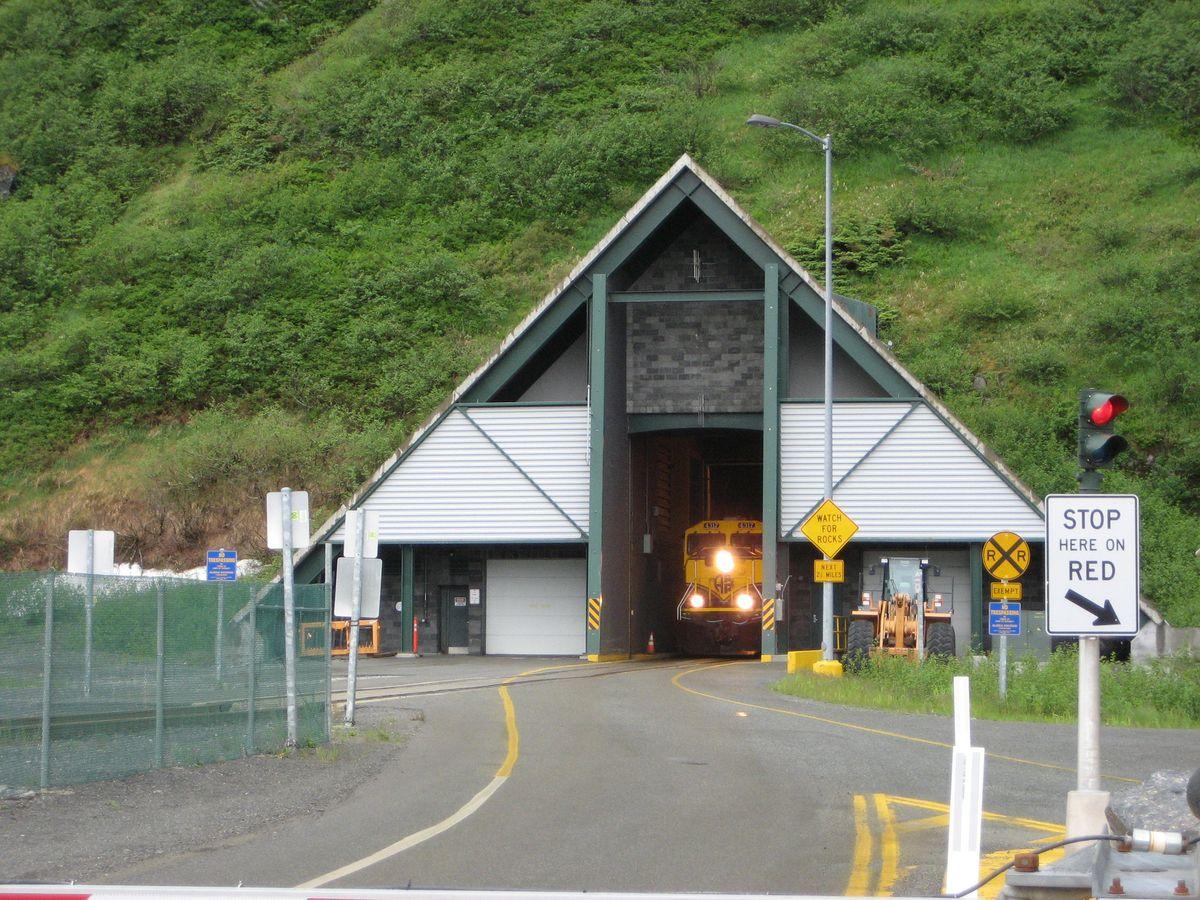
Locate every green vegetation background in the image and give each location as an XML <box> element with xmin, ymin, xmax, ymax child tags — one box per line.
<box><xmin>1</xmin><ymin>0</ymin><xmax>1197</xmax><ymax>622</ymax></box>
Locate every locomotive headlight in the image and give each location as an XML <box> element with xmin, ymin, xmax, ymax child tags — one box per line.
<box><xmin>689</xmin><ymin>593</ymin><xmax>705</xmax><ymax>609</ymax></box>
<box><xmin>735</xmin><ymin>593</ymin><xmax>754</xmax><ymax>611</ymax></box>
<box><xmin>715</xmin><ymin>549</ymin><xmax>734</xmax><ymax>573</ymax></box>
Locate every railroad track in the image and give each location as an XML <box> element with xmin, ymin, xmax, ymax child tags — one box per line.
<box><xmin>0</xmin><ymin>658</ymin><xmax>694</xmax><ymax>733</ymax></box>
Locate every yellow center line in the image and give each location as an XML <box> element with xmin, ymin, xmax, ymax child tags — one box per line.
<box><xmin>874</xmin><ymin>793</ymin><xmax>900</xmax><ymax>896</ymax></box>
<box><xmin>670</xmin><ymin>661</ymin><xmax>1138</xmax><ymax>783</ymax></box>
<box><xmin>297</xmin><ymin>660</ymin><xmax>588</xmax><ymax>889</ymax></box>
<box><xmin>844</xmin><ymin>794</ymin><xmax>874</xmax><ymax>896</ymax></box>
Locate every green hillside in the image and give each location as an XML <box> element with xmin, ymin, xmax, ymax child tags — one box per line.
<box><xmin>1</xmin><ymin>0</ymin><xmax>1198</xmax><ymax>624</ymax></box>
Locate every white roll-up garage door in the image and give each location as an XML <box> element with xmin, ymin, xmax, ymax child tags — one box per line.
<box><xmin>485</xmin><ymin>559</ymin><xmax>586</xmax><ymax>656</ymax></box>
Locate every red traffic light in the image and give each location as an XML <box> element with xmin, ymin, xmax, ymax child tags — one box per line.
<box><xmin>1087</xmin><ymin>393</ymin><xmax>1128</xmax><ymax>427</ymax></box>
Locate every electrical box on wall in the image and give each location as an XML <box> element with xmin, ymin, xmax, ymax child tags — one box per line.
<box><xmin>642</xmin><ymin>533</ymin><xmax>653</xmax><ymax>554</ymax></box>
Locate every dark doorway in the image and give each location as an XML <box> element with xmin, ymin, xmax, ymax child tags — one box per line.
<box><xmin>628</xmin><ymin>428</ymin><xmax>763</xmax><ymax>655</ymax></box>
<box><xmin>439</xmin><ymin>585</ymin><xmax>470</xmax><ymax>653</ymax></box>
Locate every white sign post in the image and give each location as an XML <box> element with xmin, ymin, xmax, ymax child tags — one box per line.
<box><xmin>67</xmin><ymin>529</ymin><xmax>115</xmax><ymax>696</ymax></box>
<box><xmin>1045</xmin><ymin>493</ymin><xmax>1139</xmax><ymax>846</ymax></box>
<box><xmin>340</xmin><ymin>509</ymin><xmax>379</xmax><ymax>726</ymax></box>
<box><xmin>266</xmin><ymin>490</ymin><xmax>310</xmax><ymax>748</ymax></box>
<box><xmin>945</xmin><ymin>676</ymin><xmax>985</xmax><ymax>899</ymax></box>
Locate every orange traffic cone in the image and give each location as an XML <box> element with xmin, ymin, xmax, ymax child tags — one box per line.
<box><xmin>647</xmin><ymin>631</ymin><xmax>656</xmax><ymax>654</ymax></box>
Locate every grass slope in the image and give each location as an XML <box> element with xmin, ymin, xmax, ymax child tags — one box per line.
<box><xmin>775</xmin><ymin>649</ymin><xmax>1200</xmax><ymax>728</ymax></box>
<box><xmin>0</xmin><ymin>0</ymin><xmax>1197</xmax><ymax>622</ymax></box>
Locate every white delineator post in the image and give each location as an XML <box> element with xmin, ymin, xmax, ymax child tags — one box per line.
<box><xmin>1064</xmin><ymin>635</ymin><xmax>1108</xmax><ymax>851</ymax></box>
<box><xmin>945</xmin><ymin>676</ymin><xmax>985</xmax><ymax>899</ymax></box>
<box><xmin>280</xmin><ymin>487</ymin><xmax>299</xmax><ymax>748</ymax></box>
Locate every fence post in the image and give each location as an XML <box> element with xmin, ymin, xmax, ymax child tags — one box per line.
<box><xmin>40</xmin><ymin>574</ymin><xmax>55</xmax><ymax>791</ymax></box>
<box><xmin>246</xmin><ymin>596</ymin><xmax>257</xmax><ymax>754</ymax></box>
<box><xmin>216</xmin><ymin>582</ymin><xmax>225</xmax><ymax>682</ymax></box>
<box><xmin>84</xmin><ymin>529</ymin><xmax>94</xmax><ymax>696</ymax></box>
<box><xmin>155</xmin><ymin>583</ymin><xmax>165</xmax><ymax>768</ymax></box>
<box><xmin>324</xmin><ymin>543</ymin><xmax>333</xmax><ymax>741</ymax></box>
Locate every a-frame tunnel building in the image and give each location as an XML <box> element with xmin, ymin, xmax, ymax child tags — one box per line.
<box><xmin>294</xmin><ymin>155</ymin><xmax>1045</xmax><ymax>661</ymax></box>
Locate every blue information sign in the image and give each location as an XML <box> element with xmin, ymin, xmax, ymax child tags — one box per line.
<box><xmin>206</xmin><ymin>549</ymin><xmax>238</xmax><ymax>582</ymax></box>
<box><xmin>988</xmin><ymin>601</ymin><xmax>1021</xmax><ymax>636</ymax></box>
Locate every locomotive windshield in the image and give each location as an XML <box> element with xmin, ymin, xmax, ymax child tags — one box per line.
<box><xmin>730</xmin><ymin>533</ymin><xmax>762</xmax><ymax>557</ymax></box>
<box><xmin>686</xmin><ymin>533</ymin><xmax>727</xmax><ymax>556</ymax></box>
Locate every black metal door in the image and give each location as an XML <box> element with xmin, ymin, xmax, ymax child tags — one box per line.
<box><xmin>439</xmin><ymin>586</ymin><xmax>470</xmax><ymax>652</ymax></box>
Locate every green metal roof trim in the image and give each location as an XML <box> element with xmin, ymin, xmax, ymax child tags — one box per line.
<box><xmin>291</xmin><ymin>155</ymin><xmax>1043</xmax><ymax>577</ymax></box>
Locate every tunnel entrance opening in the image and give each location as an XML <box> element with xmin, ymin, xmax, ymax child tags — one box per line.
<box><xmin>629</xmin><ymin>428</ymin><xmax>763</xmax><ymax>657</ymax></box>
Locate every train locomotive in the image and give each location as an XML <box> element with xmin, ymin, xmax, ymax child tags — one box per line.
<box><xmin>675</xmin><ymin>518</ymin><xmax>763</xmax><ymax>656</ymax></box>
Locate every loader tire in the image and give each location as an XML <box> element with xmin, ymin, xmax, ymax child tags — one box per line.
<box><xmin>844</xmin><ymin>620</ymin><xmax>875</xmax><ymax>671</ymax></box>
<box><xmin>926</xmin><ymin>622</ymin><xmax>956</xmax><ymax>660</ymax></box>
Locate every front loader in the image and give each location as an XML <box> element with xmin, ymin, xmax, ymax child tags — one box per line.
<box><xmin>843</xmin><ymin>557</ymin><xmax>955</xmax><ymax>668</ymax></box>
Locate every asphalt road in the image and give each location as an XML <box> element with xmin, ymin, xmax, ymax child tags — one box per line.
<box><xmin>101</xmin><ymin>657</ymin><xmax>1195</xmax><ymax>896</ymax></box>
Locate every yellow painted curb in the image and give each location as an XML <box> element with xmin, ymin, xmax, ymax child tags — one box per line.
<box><xmin>812</xmin><ymin>659</ymin><xmax>844</xmax><ymax>677</ymax></box>
<box><xmin>760</xmin><ymin>654</ymin><xmax>773</xmax><ymax>663</ymax></box>
<box><xmin>787</xmin><ymin>650</ymin><xmax>823</xmax><ymax>673</ymax></box>
<box><xmin>587</xmin><ymin>653</ymin><xmax>629</xmax><ymax>662</ymax></box>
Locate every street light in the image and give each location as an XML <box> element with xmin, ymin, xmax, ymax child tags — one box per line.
<box><xmin>747</xmin><ymin>113</ymin><xmax>837</xmax><ymax>665</ymax></box>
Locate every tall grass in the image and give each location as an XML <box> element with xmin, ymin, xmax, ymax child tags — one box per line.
<box><xmin>774</xmin><ymin>648</ymin><xmax>1200</xmax><ymax>728</ymax></box>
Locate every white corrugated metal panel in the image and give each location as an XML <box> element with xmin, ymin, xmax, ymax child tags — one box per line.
<box><xmin>781</xmin><ymin>403</ymin><xmax>1044</xmax><ymax>541</ymax></box>
<box><xmin>485</xmin><ymin>558</ymin><xmax>587</xmax><ymax>655</ymax></box>
<box><xmin>331</xmin><ymin>405</ymin><xmax>589</xmax><ymax>542</ymax></box>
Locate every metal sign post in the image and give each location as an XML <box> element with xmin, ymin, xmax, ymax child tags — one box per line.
<box><xmin>983</xmin><ymin>532</ymin><xmax>1030</xmax><ymax>704</ymax></box>
<box><xmin>1045</xmin><ymin>492</ymin><xmax>1139</xmax><ymax>846</ymax></box>
<box><xmin>340</xmin><ymin>510</ymin><xmax>379</xmax><ymax>726</ymax></box>
<box><xmin>987</xmin><ymin>600</ymin><xmax>1021</xmax><ymax>700</ymax></box>
<box><xmin>280</xmin><ymin>489</ymin><xmax>298</xmax><ymax>748</ymax></box>
<box><xmin>346</xmin><ymin>514</ymin><xmax>365</xmax><ymax>726</ymax></box>
<box><xmin>206</xmin><ymin>549</ymin><xmax>237</xmax><ymax>682</ymax></box>
<box><xmin>799</xmin><ymin>498</ymin><xmax>858</xmax><ymax>666</ymax></box>
<box><xmin>67</xmin><ymin>529</ymin><xmax>115</xmax><ymax>696</ymax></box>
<box><xmin>267</xmin><ymin>490</ymin><xmax>310</xmax><ymax>749</ymax></box>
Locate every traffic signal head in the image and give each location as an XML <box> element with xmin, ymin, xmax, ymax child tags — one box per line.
<box><xmin>1079</xmin><ymin>389</ymin><xmax>1129</xmax><ymax>469</ymax></box>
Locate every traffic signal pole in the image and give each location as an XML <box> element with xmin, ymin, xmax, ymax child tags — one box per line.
<box><xmin>1064</xmin><ymin>387</ymin><xmax>1128</xmax><ymax>849</ymax></box>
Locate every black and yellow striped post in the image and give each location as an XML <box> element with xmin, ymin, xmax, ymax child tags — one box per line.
<box><xmin>586</xmin><ymin>596</ymin><xmax>602</xmax><ymax>657</ymax></box>
<box><xmin>761</xmin><ymin>597</ymin><xmax>776</xmax><ymax>636</ymax></box>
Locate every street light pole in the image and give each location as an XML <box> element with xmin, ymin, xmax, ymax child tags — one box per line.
<box><xmin>747</xmin><ymin>114</ymin><xmax>837</xmax><ymax>662</ymax></box>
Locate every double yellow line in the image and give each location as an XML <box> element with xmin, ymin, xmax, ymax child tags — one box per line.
<box><xmin>846</xmin><ymin>794</ymin><xmax>900</xmax><ymax>895</ymax></box>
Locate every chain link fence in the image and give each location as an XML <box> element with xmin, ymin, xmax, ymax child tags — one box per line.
<box><xmin>0</xmin><ymin>573</ymin><xmax>331</xmax><ymax>790</ymax></box>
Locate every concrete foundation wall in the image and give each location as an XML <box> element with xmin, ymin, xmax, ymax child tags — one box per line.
<box><xmin>1132</xmin><ymin>621</ymin><xmax>1200</xmax><ymax>662</ymax></box>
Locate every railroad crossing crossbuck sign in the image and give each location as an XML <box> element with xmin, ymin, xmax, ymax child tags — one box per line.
<box><xmin>1044</xmin><ymin>494</ymin><xmax>1139</xmax><ymax>636</ymax></box>
<box><xmin>800</xmin><ymin>498</ymin><xmax>859</xmax><ymax>559</ymax></box>
<box><xmin>982</xmin><ymin>531</ymin><xmax>1030</xmax><ymax>581</ymax></box>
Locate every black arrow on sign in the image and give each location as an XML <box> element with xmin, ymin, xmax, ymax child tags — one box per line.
<box><xmin>1064</xmin><ymin>589</ymin><xmax>1120</xmax><ymax>626</ymax></box>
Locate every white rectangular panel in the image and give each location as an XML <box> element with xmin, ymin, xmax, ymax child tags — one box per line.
<box><xmin>485</xmin><ymin>558</ymin><xmax>586</xmax><ymax>656</ymax></box>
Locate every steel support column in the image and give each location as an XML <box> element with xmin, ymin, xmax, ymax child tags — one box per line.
<box><xmin>761</xmin><ymin>265</ymin><xmax>780</xmax><ymax>659</ymax></box>
<box><xmin>401</xmin><ymin>545</ymin><xmax>415</xmax><ymax>653</ymax></box>
<box><xmin>969</xmin><ymin>542</ymin><xmax>984</xmax><ymax>651</ymax></box>
<box><xmin>586</xmin><ymin>274</ymin><xmax>606</xmax><ymax>657</ymax></box>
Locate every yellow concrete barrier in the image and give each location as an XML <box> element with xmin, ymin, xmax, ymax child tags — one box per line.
<box><xmin>812</xmin><ymin>658</ymin><xmax>844</xmax><ymax>677</ymax></box>
<box><xmin>786</xmin><ymin>650</ymin><xmax>823</xmax><ymax>673</ymax></box>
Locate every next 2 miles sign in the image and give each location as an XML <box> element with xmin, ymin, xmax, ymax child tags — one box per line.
<box><xmin>1044</xmin><ymin>494</ymin><xmax>1140</xmax><ymax>637</ymax></box>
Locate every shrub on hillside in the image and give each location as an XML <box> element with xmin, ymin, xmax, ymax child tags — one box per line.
<box><xmin>1104</xmin><ymin>3</ymin><xmax>1200</xmax><ymax>134</ymax></box>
